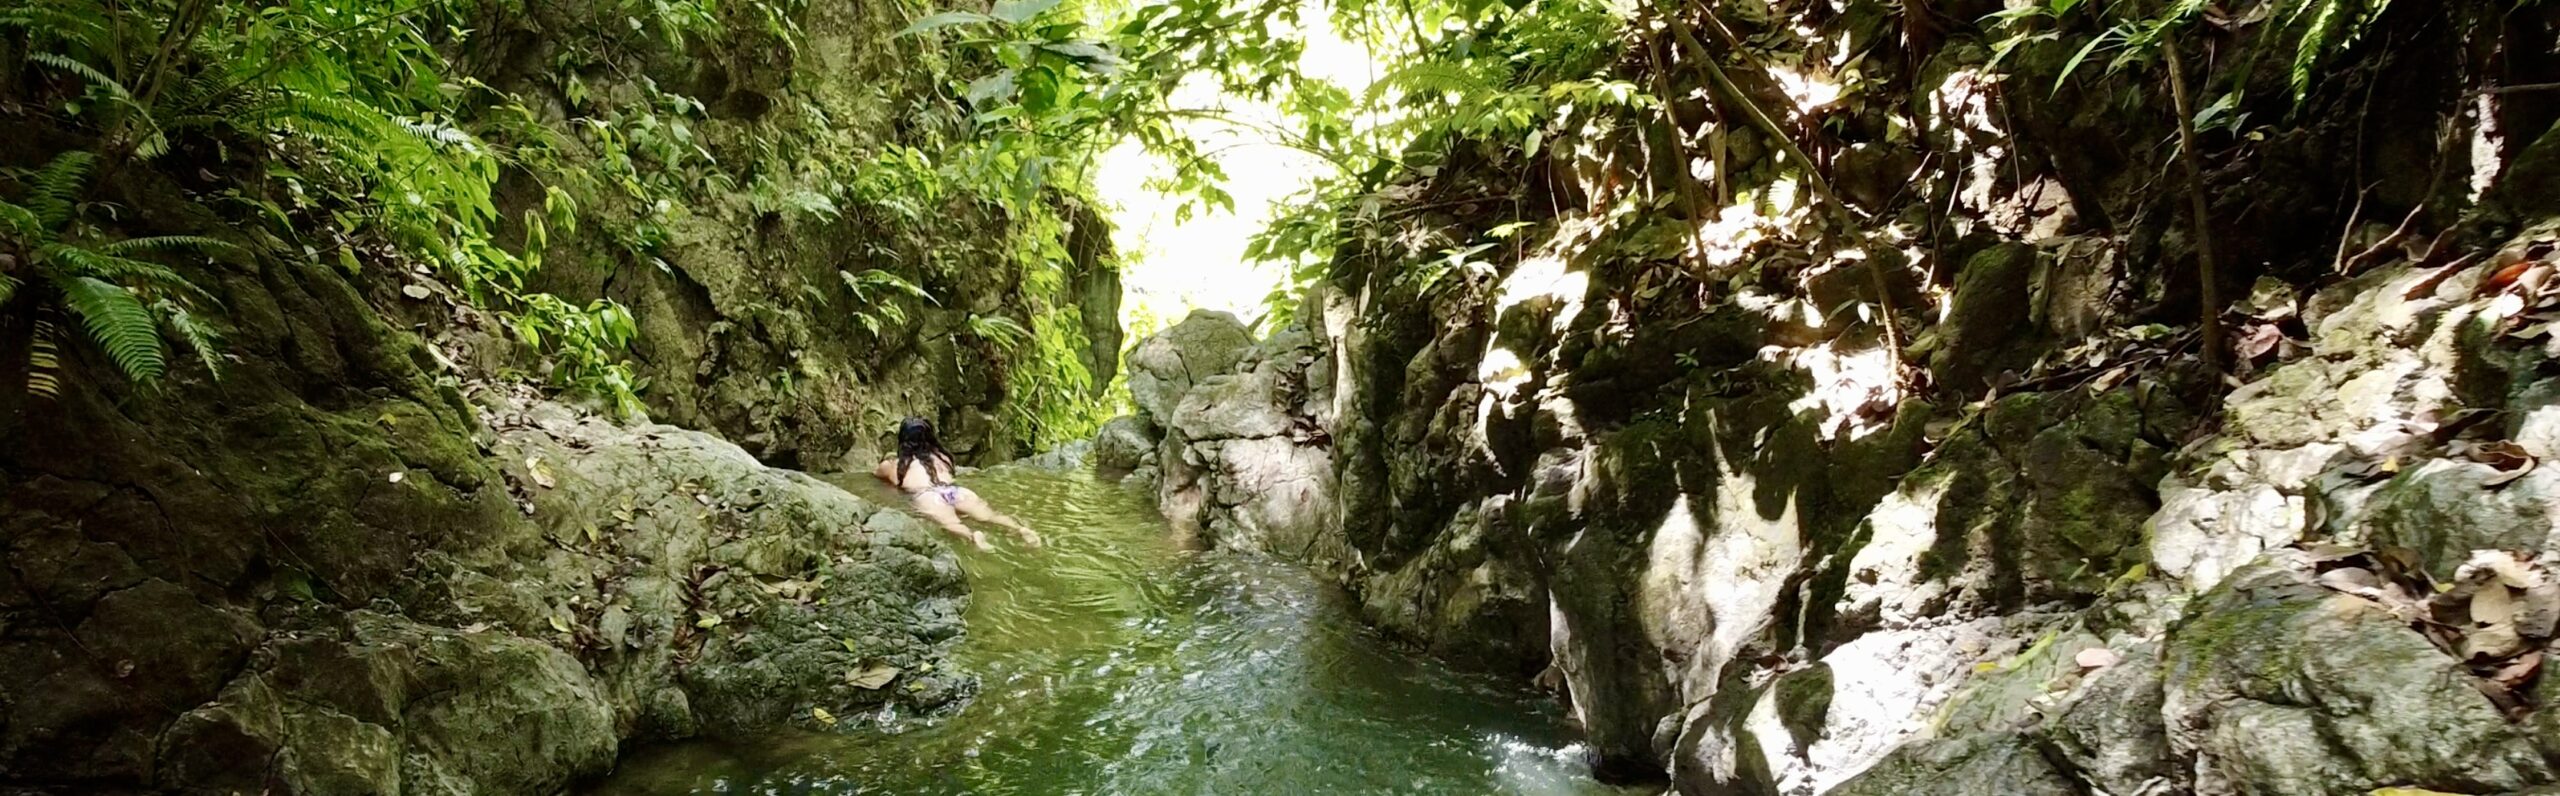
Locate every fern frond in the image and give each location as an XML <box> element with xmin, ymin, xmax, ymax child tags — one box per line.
<box><xmin>0</xmin><ymin>273</ymin><xmax>18</xmax><ymax>305</ymax></box>
<box><xmin>155</xmin><ymin>67</ymin><xmax>245</xmax><ymax>118</ymax></box>
<box><xmin>0</xmin><ymin>7</ymin><xmax>114</xmax><ymax>54</ymax></box>
<box><xmin>56</xmin><ymin>274</ymin><xmax>166</xmax><ymax>384</ymax></box>
<box><xmin>27</xmin><ymin>318</ymin><xmax>62</xmax><ymax>400</ymax></box>
<box><xmin>965</xmin><ymin>314</ymin><xmax>1033</xmax><ymax>351</ymax></box>
<box><xmin>25</xmin><ymin>151</ymin><xmax>96</xmax><ymax>229</ymax></box>
<box><xmin>41</xmin><ymin>244</ymin><xmax>208</xmax><ymax>299</ymax></box>
<box><xmin>1364</xmin><ymin>62</ymin><xmax>1505</xmax><ymax>107</ymax></box>
<box><xmin>159</xmin><ymin>299</ymin><xmax>222</xmax><ymax>380</ymax></box>
<box><xmin>842</xmin><ymin>268</ymin><xmax>939</xmax><ymax>303</ymax></box>
<box><xmin>28</xmin><ymin>51</ymin><xmax>133</xmax><ymax>100</ymax></box>
<box><xmin>0</xmin><ymin>199</ymin><xmax>40</xmax><ymax>238</ymax></box>
<box><xmin>131</xmin><ymin>128</ymin><xmax>171</xmax><ymax>160</ymax></box>
<box><xmin>101</xmin><ymin>235</ymin><xmax>233</xmax><ymax>255</ymax></box>
<box><xmin>247</xmin><ymin>89</ymin><xmax>397</xmax><ymax>143</ymax></box>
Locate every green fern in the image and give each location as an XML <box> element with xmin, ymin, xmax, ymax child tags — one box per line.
<box><xmin>45</xmin><ymin>244</ymin><xmax>210</xmax><ymax>297</ymax></box>
<box><xmin>2275</xmin><ymin>0</ymin><xmax>2394</xmax><ymax>101</ymax></box>
<box><xmin>26</xmin><ymin>319</ymin><xmax>64</xmax><ymax>400</ymax></box>
<box><xmin>0</xmin><ymin>152</ymin><xmax>224</xmax><ymax>390</ymax></box>
<box><xmin>57</xmin><ymin>275</ymin><xmax>166</xmax><ymax>384</ymax></box>
<box><xmin>1363</xmin><ymin>62</ymin><xmax>1506</xmax><ymax>107</ymax></box>
<box><xmin>0</xmin><ymin>201</ymin><xmax>37</xmax><ymax>238</ymax></box>
<box><xmin>100</xmin><ymin>234</ymin><xmax>231</xmax><ymax>255</ymax></box>
<box><xmin>23</xmin><ymin>151</ymin><xmax>95</xmax><ymax>228</ymax></box>
<box><xmin>160</xmin><ymin>300</ymin><xmax>223</xmax><ymax>380</ymax></box>
<box><xmin>966</xmin><ymin>314</ymin><xmax>1034</xmax><ymax>351</ymax></box>
<box><xmin>27</xmin><ymin>51</ymin><xmax>134</xmax><ymax>100</ymax></box>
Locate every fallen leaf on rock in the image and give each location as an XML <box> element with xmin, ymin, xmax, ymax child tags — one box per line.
<box><xmin>695</xmin><ymin>613</ymin><xmax>722</xmax><ymax>629</ymax></box>
<box><xmin>811</xmin><ymin>706</ymin><xmax>838</xmax><ymax>727</ymax></box>
<box><xmin>2301</xmin><ymin>543</ymin><xmax>2368</xmax><ymax>563</ymax></box>
<box><xmin>2472</xmin><ymin>582</ymin><xmax>2517</xmax><ymax>626</ymax></box>
<box><xmin>526</xmin><ymin>456</ymin><xmax>557</xmax><ymax>489</ymax></box>
<box><xmin>847</xmin><ymin>664</ymin><xmax>900</xmax><ymax>690</ymax></box>
<box><xmin>401</xmin><ymin>284</ymin><xmax>431</xmax><ymax>300</ymax></box>
<box><xmin>548</xmin><ymin>614</ymin><xmax>572</xmax><ymax>633</ymax></box>
<box><xmin>2464</xmin><ymin>619</ymin><xmax>2526</xmax><ymax>661</ymax></box>
<box><xmin>2073</xmin><ymin>647</ymin><xmax>2121</xmax><ymax>670</ymax></box>
<box><xmin>2459</xmin><ymin>440</ymin><xmax>2537</xmax><ymax>486</ymax></box>
<box><xmin>388</xmin><ymin>471</ymin><xmax>405</xmax><ymax>483</ymax></box>
<box><xmin>2317</xmin><ymin>567</ymin><xmax>2382</xmax><ymax>592</ymax></box>
<box><xmin>2235</xmin><ymin>323</ymin><xmax>2285</xmax><ymax>361</ymax></box>
<box><xmin>2491</xmin><ymin>651</ymin><xmax>2543</xmax><ymax>692</ymax></box>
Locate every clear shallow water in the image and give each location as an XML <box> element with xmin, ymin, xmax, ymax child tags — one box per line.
<box><xmin>590</xmin><ymin>465</ymin><xmax>1628</xmax><ymax>796</ymax></box>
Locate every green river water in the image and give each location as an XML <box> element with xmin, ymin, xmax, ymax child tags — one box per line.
<box><xmin>589</xmin><ymin>463</ymin><xmax>1630</xmax><ymax>795</ymax></box>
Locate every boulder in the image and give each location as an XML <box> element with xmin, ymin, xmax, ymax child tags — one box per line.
<box><xmin>1126</xmin><ymin>310</ymin><xmax>1255</xmax><ymax>424</ymax></box>
<box><xmin>2163</xmin><ymin>559</ymin><xmax>2549</xmax><ymax>796</ymax></box>
<box><xmin>1824</xmin><ymin>733</ymin><xmax>2081</xmax><ymax>796</ymax></box>
<box><xmin>1091</xmin><ymin>414</ymin><xmax>1160</xmax><ymax>473</ymax></box>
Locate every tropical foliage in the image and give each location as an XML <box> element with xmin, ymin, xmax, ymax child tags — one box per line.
<box><xmin>0</xmin><ymin>0</ymin><xmax>652</xmax><ymax>409</ymax></box>
<box><xmin>0</xmin><ymin>152</ymin><xmax>226</xmax><ymax>394</ymax></box>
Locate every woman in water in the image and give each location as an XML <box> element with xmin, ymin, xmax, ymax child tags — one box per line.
<box><xmin>875</xmin><ymin>416</ymin><xmax>1042</xmax><ymax>550</ymax></box>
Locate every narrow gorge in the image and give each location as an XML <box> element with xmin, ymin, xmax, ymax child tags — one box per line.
<box><xmin>10</xmin><ymin>0</ymin><xmax>2560</xmax><ymax>794</ymax></box>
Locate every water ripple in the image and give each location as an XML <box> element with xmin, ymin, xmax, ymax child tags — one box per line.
<box><xmin>591</xmin><ymin>466</ymin><xmax>1633</xmax><ymax>796</ymax></box>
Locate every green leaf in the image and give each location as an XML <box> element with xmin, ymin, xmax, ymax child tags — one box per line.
<box><xmin>1036</xmin><ymin>40</ymin><xmax>1119</xmax><ymax>68</ymax></box>
<box><xmin>897</xmin><ymin>10</ymin><xmax>997</xmax><ymax>36</ymax></box>
<box><xmin>57</xmin><ymin>275</ymin><xmax>166</xmax><ymax>384</ymax></box>
<box><xmin>2053</xmin><ymin>35</ymin><xmax>2111</xmax><ymax>92</ymax></box>
<box><xmin>965</xmin><ymin>70</ymin><xmax>1019</xmax><ymax>107</ymax></box>
<box><xmin>990</xmin><ymin>0</ymin><xmax>1063</xmax><ymax>23</ymax></box>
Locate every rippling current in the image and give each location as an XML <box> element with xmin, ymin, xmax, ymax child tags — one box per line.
<box><xmin>589</xmin><ymin>464</ymin><xmax>1629</xmax><ymax>796</ymax></box>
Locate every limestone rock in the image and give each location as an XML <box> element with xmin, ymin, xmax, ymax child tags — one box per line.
<box><xmin>2163</xmin><ymin>561</ymin><xmax>2549</xmax><ymax>796</ymax></box>
<box><xmin>1091</xmin><ymin>414</ymin><xmax>1160</xmax><ymax>473</ymax></box>
<box><xmin>1825</xmin><ymin>732</ymin><xmax>2080</xmax><ymax>796</ymax></box>
<box><xmin>1126</xmin><ymin>310</ymin><xmax>1256</xmax><ymax>424</ymax></box>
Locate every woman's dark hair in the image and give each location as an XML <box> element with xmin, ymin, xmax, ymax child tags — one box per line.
<box><xmin>895</xmin><ymin>416</ymin><xmax>954</xmax><ymax>488</ymax></box>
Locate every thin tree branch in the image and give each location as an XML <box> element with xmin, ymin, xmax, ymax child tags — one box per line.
<box><xmin>1654</xmin><ymin>0</ymin><xmax>1901</xmax><ymax>364</ymax></box>
<box><xmin>2163</xmin><ymin>35</ymin><xmax>2224</xmax><ymax>375</ymax></box>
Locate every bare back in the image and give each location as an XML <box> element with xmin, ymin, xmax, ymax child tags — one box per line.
<box><xmin>874</xmin><ymin>457</ymin><xmax>957</xmax><ymax>494</ymax></box>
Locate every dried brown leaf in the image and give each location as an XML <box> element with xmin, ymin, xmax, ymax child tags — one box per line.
<box><xmin>847</xmin><ymin>664</ymin><xmax>901</xmax><ymax>690</ymax></box>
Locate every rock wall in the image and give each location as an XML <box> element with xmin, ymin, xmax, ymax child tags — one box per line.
<box><xmin>469</xmin><ymin>0</ymin><xmax>1121</xmax><ymax>467</ymax></box>
<box><xmin>0</xmin><ymin>223</ymin><xmax>970</xmax><ymax>793</ymax></box>
<box><xmin>0</xmin><ymin>0</ymin><xmax>1112</xmax><ymax>791</ymax></box>
<box><xmin>1100</xmin><ymin>0</ymin><xmax>2560</xmax><ymax>792</ymax></box>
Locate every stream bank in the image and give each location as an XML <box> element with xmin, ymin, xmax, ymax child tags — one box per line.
<box><xmin>1091</xmin><ymin>2</ymin><xmax>2560</xmax><ymax>793</ymax></box>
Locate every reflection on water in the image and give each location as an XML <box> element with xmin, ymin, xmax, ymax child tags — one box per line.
<box><xmin>590</xmin><ymin>465</ymin><xmax>1628</xmax><ymax>796</ymax></box>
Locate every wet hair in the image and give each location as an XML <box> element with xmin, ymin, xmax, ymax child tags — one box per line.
<box><xmin>895</xmin><ymin>416</ymin><xmax>955</xmax><ymax>488</ymax></box>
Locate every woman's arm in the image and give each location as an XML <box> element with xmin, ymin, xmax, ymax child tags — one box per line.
<box><xmin>873</xmin><ymin>459</ymin><xmax>900</xmax><ymax>486</ymax></box>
